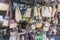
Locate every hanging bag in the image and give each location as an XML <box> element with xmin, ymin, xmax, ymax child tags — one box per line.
<box><xmin>15</xmin><ymin>7</ymin><xmax>22</xmax><ymax>22</ymax></box>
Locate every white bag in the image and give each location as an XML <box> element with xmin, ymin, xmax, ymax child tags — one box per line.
<box><xmin>37</xmin><ymin>8</ymin><xmax>42</xmax><ymax>19</ymax></box>
<box><xmin>52</xmin><ymin>6</ymin><xmax>56</xmax><ymax>17</ymax></box>
<box><xmin>45</xmin><ymin>22</ymin><xmax>50</xmax><ymax>27</ymax></box>
<box><xmin>23</xmin><ymin>8</ymin><xmax>31</xmax><ymax>17</ymax></box>
<box><xmin>15</xmin><ymin>7</ymin><xmax>22</xmax><ymax>22</ymax></box>
<box><xmin>41</xmin><ymin>6</ymin><xmax>51</xmax><ymax>17</ymax></box>
<box><xmin>43</xmin><ymin>26</ymin><xmax>49</xmax><ymax>31</ymax></box>
<box><xmin>31</xmin><ymin>24</ymin><xmax>36</xmax><ymax>30</ymax></box>
<box><xmin>34</xmin><ymin>7</ymin><xmax>38</xmax><ymax>16</ymax></box>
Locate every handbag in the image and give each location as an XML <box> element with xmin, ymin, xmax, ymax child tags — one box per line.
<box><xmin>23</xmin><ymin>8</ymin><xmax>31</xmax><ymax>17</ymax></box>
<box><xmin>15</xmin><ymin>7</ymin><xmax>22</xmax><ymax>22</ymax></box>
<box><xmin>2</xmin><ymin>20</ymin><xmax>9</xmax><ymax>27</ymax></box>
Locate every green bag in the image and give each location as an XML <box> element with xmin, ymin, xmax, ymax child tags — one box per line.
<box><xmin>36</xmin><ymin>32</ymin><xmax>44</xmax><ymax>40</ymax></box>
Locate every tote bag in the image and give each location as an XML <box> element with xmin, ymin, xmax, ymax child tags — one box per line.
<box><xmin>15</xmin><ymin>7</ymin><xmax>22</xmax><ymax>22</ymax></box>
<box><xmin>34</xmin><ymin>7</ymin><xmax>38</xmax><ymax>16</ymax></box>
<box><xmin>23</xmin><ymin>8</ymin><xmax>31</xmax><ymax>17</ymax></box>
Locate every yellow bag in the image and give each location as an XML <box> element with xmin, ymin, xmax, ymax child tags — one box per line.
<box><xmin>36</xmin><ymin>23</ymin><xmax>42</xmax><ymax>29</ymax></box>
<box><xmin>28</xmin><ymin>18</ymin><xmax>33</xmax><ymax>24</ymax></box>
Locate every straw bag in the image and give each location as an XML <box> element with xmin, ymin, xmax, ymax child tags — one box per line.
<box><xmin>23</xmin><ymin>8</ymin><xmax>31</xmax><ymax>17</ymax></box>
<box><xmin>15</xmin><ymin>7</ymin><xmax>22</xmax><ymax>22</ymax></box>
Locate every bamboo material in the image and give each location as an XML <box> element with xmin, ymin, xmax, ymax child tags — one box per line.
<box><xmin>15</xmin><ymin>7</ymin><xmax>22</xmax><ymax>22</ymax></box>
<box><xmin>23</xmin><ymin>8</ymin><xmax>31</xmax><ymax>17</ymax></box>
